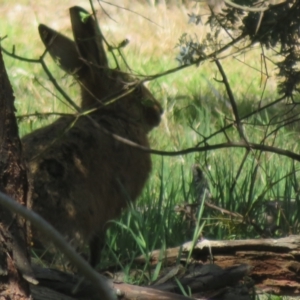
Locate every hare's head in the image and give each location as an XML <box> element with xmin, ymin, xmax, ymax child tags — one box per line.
<box><xmin>38</xmin><ymin>6</ymin><xmax>162</xmax><ymax>132</ymax></box>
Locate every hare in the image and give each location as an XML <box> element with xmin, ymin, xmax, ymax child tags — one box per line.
<box><xmin>21</xmin><ymin>6</ymin><xmax>162</xmax><ymax>267</ymax></box>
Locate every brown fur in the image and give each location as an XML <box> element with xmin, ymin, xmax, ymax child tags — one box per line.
<box><xmin>21</xmin><ymin>6</ymin><xmax>162</xmax><ymax>266</ymax></box>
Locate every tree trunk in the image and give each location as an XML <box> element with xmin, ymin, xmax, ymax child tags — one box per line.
<box><xmin>0</xmin><ymin>47</ymin><xmax>33</xmax><ymax>299</ymax></box>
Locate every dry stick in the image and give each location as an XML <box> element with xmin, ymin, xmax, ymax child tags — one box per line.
<box><xmin>229</xmin><ymin>149</ymin><xmax>250</xmax><ymax>195</ymax></box>
<box><xmin>266</xmin><ymin>114</ymin><xmax>300</xmax><ymax>138</ymax></box>
<box><xmin>204</xmin><ymin>201</ymin><xmax>243</xmax><ymax>220</ymax></box>
<box><xmin>39</xmin><ymin>52</ymin><xmax>81</xmax><ymax>112</ymax></box>
<box><xmin>214</xmin><ymin>58</ymin><xmax>251</xmax><ymax>195</ymax></box>
<box><xmin>224</xmin><ymin>0</ymin><xmax>270</xmax><ymax>12</ymax></box>
<box><xmin>81</xmin><ymin>132</ymin><xmax>300</xmax><ymax>162</ymax></box>
<box><xmin>260</xmin><ymin>45</ymin><xmax>269</xmax><ymax>96</ymax></box>
<box><xmin>205</xmin><ymin>169</ymin><xmax>300</xmax><ymax>231</ymax></box>
<box><xmin>17</xmin><ymin>112</ymin><xmax>73</xmax><ymax>121</ymax></box>
<box><xmin>214</xmin><ymin>59</ymin><xmax>247</xmax><ymax>143</ymax></box>
<box><xmin>34</xmin><ymin>76</ymin><xmax>74</xmax><ymax>111</ymax></box>
<box><xmin>0</xmin><ymin>191</ymin><xmax>116</xmax><ymax>300</ymax></box>
<box><xmin>208</xmin><ymin>169</ymin><xmax>300</xmax><ymax>231</ymax></box>
<box><xmin>0</xmin><ymin>46</ymin><xmax>81</xmax><ymax>112</ymax></box>
<box><xmin>98</xmin><ymin>0</ymin><xmax>163</xmax><ymax>28</ymax></box>
<box><xmin>208</xmin><ymin>5</ymin><xmax>234</xmax><ymax>41</ymax></box>
<box><xmin>89</xmin><ymin>1</ymin><xmax>120</xmax><ymax>70</ymax></box>
<box><xmin>195</xmin><ymin>94</ymin><xmax>286</xmax><ymax>147</ymax></box>
<box><xmin>214</xmin><ymin>58</ymin><xmax>276</xmax><ymax>199</ymax></box>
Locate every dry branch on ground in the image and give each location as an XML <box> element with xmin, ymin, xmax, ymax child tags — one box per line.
<box><xmin>30</xmin><ymin>263</ymin><xmax>252</xmax><ymax>300</ymax></box>
<box><xmin>134</xmin><ymin>235</ymin><xmax>300</xmax><ymax>296</ymax></box>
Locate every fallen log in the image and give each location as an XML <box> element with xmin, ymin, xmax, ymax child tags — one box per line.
<box><xmin>133</xmin><ymin>235</ymin><xmax>300</xmax><ymax>295</ymax></box>
<box><xmin>30</xmin><ymin>262</ymin><xmax>252</xmax><ymax>300</ymax></box>
<box><xmin>32</xmin><ymin>233</ymin><xmax>300</xmax><ymax>299</ymax></box>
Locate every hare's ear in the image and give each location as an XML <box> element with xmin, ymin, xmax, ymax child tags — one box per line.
<box><xmin>38</xmin><ymin>24</ymin><xmax>83</xmax><ymax>74</ymax></box>
<box><xmin>69</xmin><ymin>6</ymin><xmax>108</xmax><ymax>68</ymax></box>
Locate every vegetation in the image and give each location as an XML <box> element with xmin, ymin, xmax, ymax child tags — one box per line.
<box><xmin>1</xmin><ymin>0</ymin><xmax>300</xmax><ymax>297</ymax></box>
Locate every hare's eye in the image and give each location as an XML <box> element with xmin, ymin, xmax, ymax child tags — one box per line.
<box><xmin>141</xmin><ymin>98</ymin><xmax>153</xmax><ymax>107</ymax></box>
<box><xmin>134</xmin><ymin>84</ymin><xmax>142</xmax><ymax>95</ymax></box>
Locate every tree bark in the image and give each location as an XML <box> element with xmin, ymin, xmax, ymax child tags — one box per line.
<box><xmin>133</xmin><ymin>235</ymin><xmax>300</xmax><ymax>296</ymax></box>
<box><xmin>0</xmin><ymin>47</ymin><xmax>33</xmax><ymax>299</ymax></box>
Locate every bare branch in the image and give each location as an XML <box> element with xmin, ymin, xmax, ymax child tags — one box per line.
<box><xmin>214</xmin><ymin>59</ymin><xmax>247</xmax><ymax>143</ymax></box>
<box><xmin>0</xmin><ymin>191</ymin><xmax>115</xmax><ymax>300</ymax></box>
<box><xmin>224</xmin><ymin>0</ymin><xmax>270</xmax><ymax>12</ymax></box>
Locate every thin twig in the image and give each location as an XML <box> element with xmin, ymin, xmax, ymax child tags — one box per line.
<box><xmin>195</xmin><ymin>95</ymin><xmax>286</xmax><ymax>147</ymax></box>
<box><xmin>17</xmin><ymin>112</ymin><xmax>72</xmax><ymax>121</ymax></box>
<box><xmin>0</xmin><ymin>46</ymin><xmax>80</xmax><ymax>112</ymax></box>
<box><xmin>224</xmin><ymin>0</ymin><xmax>270</xmax><ymax>12</ymax></box>
<box><xmin>230</xmin><ymin>149</ymin><xmax>250</xmax><ymax>194</ymax></box>
<box><xmin>214</xmin><ymin>59</ymin><xmax>247</xmax><ymax>143</ymax></box>
<box><xmin>80</xmin><ymin>129</ymin><xmax>300</xmax><ymax>162</ymax></box>
<box><xmin>98</xmin><ymin>0</ymin><xmax>163</xmax><ymax>28</ymax></box>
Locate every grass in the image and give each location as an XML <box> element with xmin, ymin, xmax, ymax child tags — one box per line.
<box><xmin>1</xmin><ymin>0</ymin><xmax>300</xmax><ymax>298</ymax></box>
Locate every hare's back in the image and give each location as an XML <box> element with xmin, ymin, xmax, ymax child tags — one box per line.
<box><xmin>22</xmin><ymin>115</ymin><xmax>152</xmax><ymax>246</ymax></box>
